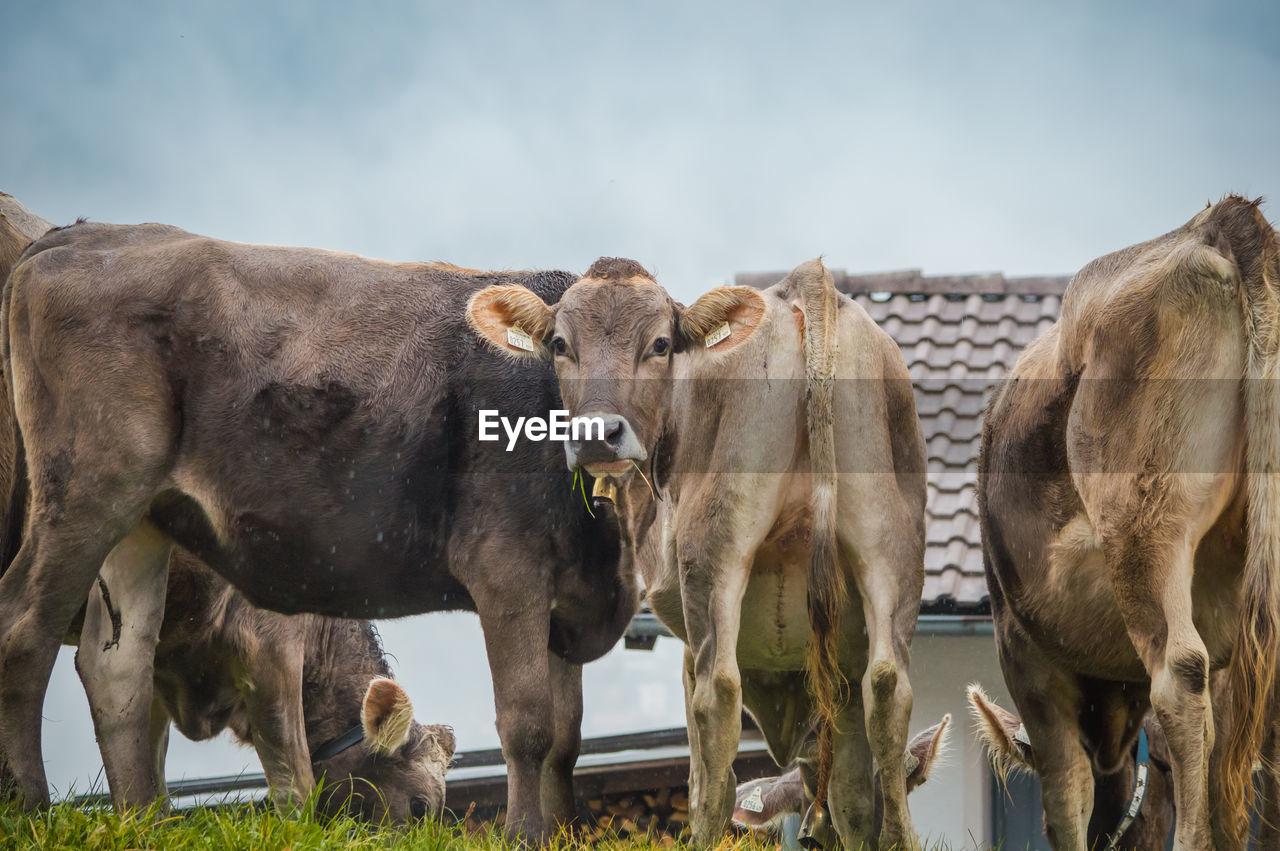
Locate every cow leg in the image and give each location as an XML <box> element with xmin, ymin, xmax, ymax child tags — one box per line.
<box><xmin>241</xmin><ymin>630</ymin><xmax>312</xmax><ymax>813</ymax></box>
<box><xmin>825</xmin><ymin>624</ymin><xmax>875</xmax><ymax>849</ymax></box>
<box><xmin>149</xmin><ymin>698</ymin><xmax>171</xmax><ymax>802</ymax></box>
<box><xmin>74</xmin><ymin>520</ymin><xmax>172</xmax><ymax>810</ymax></box>
<box><xmin>473</xmin><ymin>584</ymin><xmax>554</xmax><ymax>842</ymax></box>
<box><xmin>540</xmin><ymin>651</ymin><xmax>582</xmax><ymax>833</ymax></box>
<box><xmin>0</xmin><ymin>520</ymin><xmax>151</xmax><ymax>808</ymax></box>
<box><xmin>679</xmin><ymin>544</ymin><xmax>752</xmax><ymax>847</ymax></box>
<box><xmin>1104</xmin><ymin>538</ymin><xmax>1213</xmax><ymax>850</ymax></box>
<box><xmin>843</xmin><ymin>539</ymin><xmax>920</xmax><ymax>850</ymax></box>
<box><xmin>998</xmin><ymin>630</ymin><xmax>1093</xmax><ymax>849</ymax></box>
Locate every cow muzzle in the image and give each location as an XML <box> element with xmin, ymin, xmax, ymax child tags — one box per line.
<box><xmin>564</xmin><ymin>411</ymin><xmax>647</xmax><ymax>478</ymax></box>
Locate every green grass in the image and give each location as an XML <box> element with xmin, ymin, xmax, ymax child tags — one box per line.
<box><xmin>0</xmin><ymin>800</ymin><xmax>788</xmax><ymax>851</ymax></box>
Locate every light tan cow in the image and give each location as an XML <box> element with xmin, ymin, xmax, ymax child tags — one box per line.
<box><xmin>979</xmin><ymin>196</ymin><xmax>1280</xmax><ymax>849</ymax></box>
<box><xmin>468</xmin><ymin>257</ymin><xmax>926</xmax><ymax>848</ymax></box>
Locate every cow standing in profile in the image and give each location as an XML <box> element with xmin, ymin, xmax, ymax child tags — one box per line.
<box><xmin>467</xmin><ymin>257</ymin><xmax>927</xmax><ymax>848</ymax></box>
<box><xmin>979</xmin><ymin>196</ymin><xmax>1280</xmax><ymax>849</ymax></box>
<box><xmin>0</xmin><ymin>220</ymin><xmax>637</xmax><ymax>841</ymax></box>
<box><xmin>0</xmin><ymin>194</ymin><xmax>453</xmax><ymax>823</ymax></box>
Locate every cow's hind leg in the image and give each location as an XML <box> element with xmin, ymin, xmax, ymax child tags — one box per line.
<box><xmin>75</xmin><ymin>520</ymin><xmax>173</xmax><ymax>810</ymax></box>
<box><xmin>998</xmin><ymin>630</ymin><xmax>1094</xmax><ymax>849</ymax></box>
<box><xmin>823</xmin><ymin>626</ymin><xmax>875</xmax><ymax>850</ymax></box>
<box><xmin>842</xmin><ymin>534</ymin><xmax>921</xmax><ymax>850</ymax></box>
<box><xmin>1105</xmin><ymin>535</ymin><xmax>1213</xmax><ymax>849</ymax></box>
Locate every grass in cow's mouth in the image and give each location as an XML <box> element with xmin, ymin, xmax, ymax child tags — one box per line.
<box><xmin>572</xmin><ymin>467</ymin><xmax>595</xmax><ymax>518</ymax></box>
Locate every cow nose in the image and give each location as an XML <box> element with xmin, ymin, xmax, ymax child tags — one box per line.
<box><xmin>602</xmin><ymin>414</ymin><xmax>626</xmax><ymax>448</ymax></box>
<box><xmin>563</xmin><ymin>411</ymin><xmax>647</xmax><ymax>472</ymax></box>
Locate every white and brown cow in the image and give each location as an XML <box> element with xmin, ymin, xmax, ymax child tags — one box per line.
<box><xmin>468</xmin><ymin>257</ymin><xmax>927</xmax><ymax>848</ymax></box>
<box><xmin>979</xmin><ymin>196</ymin><xmax>1280</xmax><ymax>849</ymax></box>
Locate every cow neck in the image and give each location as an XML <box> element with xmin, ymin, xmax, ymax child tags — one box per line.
<box><xmin>302</xmin><ymin>616</ymin><xmax>393</xmax><ymax>755</ymax></box>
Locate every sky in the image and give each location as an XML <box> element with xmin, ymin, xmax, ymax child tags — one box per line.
<box><xmin>3</xmin><ymin>0</ymin><xmax>1279</xmax><ymax>806</ymax></box>
<box><xmin>3</xmin><ymin>1</ymin><xmax>1278</xmax><ymax>304</ymax></box>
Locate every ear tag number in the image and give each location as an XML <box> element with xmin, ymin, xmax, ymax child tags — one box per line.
<box><xmin>741</xmin><ymin>785</ymin><xmax>765</xmax><ymax>813</ymax></box>
<box><xmin>506</xmin><ymin>326</ymin><xmax>535</xmax><ymax>352</ymax></box>
<box><xmin>705</xmin><ymin>321</ymin><xmax>731</xmax><ymax>348</ymax></box>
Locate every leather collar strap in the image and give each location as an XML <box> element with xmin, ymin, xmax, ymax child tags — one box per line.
<box><xmin>311</xmin><ymin>724</ymin><xmax>365</xmax><ymax>762</ymax></box>
<box><xmin>1104</xmin><ymin>728</ymin><xmax>1150</xmax><ymax>851</ymax></box>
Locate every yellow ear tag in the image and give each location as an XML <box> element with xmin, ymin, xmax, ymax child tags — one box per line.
<box><xmin>705</xmin><ymin>321</ymin><xmax>731</xmax><ymax>348</ymax></box>
<box><xmin>506</xmin><ymin>325</ymin><xmax>535</xmax><ymax>352</ymax></box>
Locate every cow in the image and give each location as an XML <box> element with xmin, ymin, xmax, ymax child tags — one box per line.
<box><xmin>978</xmin><ymin>196</ymin><xmax>1280</xmax><ymax>849</ymax></box>
<box><xmin>968</xmin><ymin>686</ymin><xmax>1174</xmax><ymax>850</ymax></box>
<box><xmin>466</xmin><ymin>257</ymin><xmax>928</xmax><ymax>848</ymax></box>
<box><xmin>0</xmin><ymin>197</ymin><xmax>452</xmax><ymax>821</ymax></box>
<box><xmin>0</xmin><ymin>220</ymin><xmax>637</xmax><ymax>841</ymax></box>
<box><xmin>732</xmin><ymin>713</ymin><xmax>950</xmax><ymax>843</ymax></box>
<box><xmin>111</xmin><ymin>549</ymin><xmax>454</xmax><ymax>821</ymax></box>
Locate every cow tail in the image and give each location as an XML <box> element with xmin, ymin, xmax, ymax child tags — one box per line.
<box><xmin>797</xmin><ymin>258</ymin><xmax>844</xmax><ymax>815</ymax></box>
<box><xmin>1222</xmin><ymin>196</ymin><xmax>1280</xmax><ymax>845</ymax></box>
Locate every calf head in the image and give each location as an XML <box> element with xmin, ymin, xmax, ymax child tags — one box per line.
<box><xmin>315</xmin><ymin>678</ymin><xmax>455</xmax><ymax>823</ymax></box>
<box><xmin>467</xmin><ymin>257</ymin><xmax>766</xmax><ymax>482</ymax></box>
<box><xmin>967</xmin><ymin>685</ymin><xmax>1174</xmax><ymax>850</ymax></box>
<box><xmin>732</xmin><ymin>714</ymin><xmax>950</xmax><ymax>839</ymax></box>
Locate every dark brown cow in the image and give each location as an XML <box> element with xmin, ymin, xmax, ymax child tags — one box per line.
<box><xmin>467</xmin><ymin>257</ymin><xmax>927</xmax><ymax>848</ymax></box>
<box><xmin>0</xmin><ymin>197</ymin><xmax>453</xmax><ymax>822</ymax></box>
<box><xmin>0</xmin><ymin>221</ymin><xmax>635</xmax><ymax>841</ymax></box>
<box><xmin>979</xmin><ymin>196</ymin><xmax>1280</xmax><ymax>848</ymax></box>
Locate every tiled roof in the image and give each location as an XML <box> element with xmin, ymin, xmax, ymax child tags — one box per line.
<box><xmin>735</xmin><ymin>268</ymin><xmax>1070</xmax><ymax>615</ymax></box>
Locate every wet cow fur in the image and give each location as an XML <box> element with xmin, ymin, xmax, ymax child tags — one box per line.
<box><xmin>0</xmin><ymin>219</ymin><xmax>636</xmax><ymax>841</ymax></box>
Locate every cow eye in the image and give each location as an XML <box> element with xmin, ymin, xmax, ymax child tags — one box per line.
<box><xmin>410</xmin><ymin>796</ymin><xmax>430</xmax><ymax>819</ymax></box>
<box><xmin>552</xmin><ymin>336</ymin><xmax>567</xmax><ymax>356</ymax></box>
<box><xmin>651</xmin><ymin>337</ymin><xmax>670</xmax><ymax>356</ymax></box>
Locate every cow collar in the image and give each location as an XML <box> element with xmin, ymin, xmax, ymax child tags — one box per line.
<box><xmin>1104</xmin><ymin>727</ymin><xmax>1150</xmax><ymax>851</ymax></box>
<box><xmin>311</xmin><ymin>724</ymin><xmax>366</xmax><ymax>763</ymax></box>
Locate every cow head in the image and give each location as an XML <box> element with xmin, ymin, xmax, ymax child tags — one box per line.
<box><xmin>467</xmin><ymin>257</ymin><xmax>766</xmax><ymax>482</ymax></box>
<box><xmin>315</xmin><ymin>677</ymin><xmax>456</xmax><ymax>823</ymax></box>
<box><xmin>967</xmin><ymin>685</ymin><xmax>1174</xmax><ymax>850</ymax></box>
<box><xmin>732</xmin><ymin>714</ymin><xmax>950</xmax><ymax>839</ymax></box>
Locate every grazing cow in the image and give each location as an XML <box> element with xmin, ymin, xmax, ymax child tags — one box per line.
<box><xmin>733</xmin><ymin>714</ymin><xmax>949</xmax><ymax>843</ymax></box>
<box><xmin>0</xmin><ymin>197</ymin><xmax>452</xmax><ymax>821</ymax></box>
<box><xmin>467</xmin><ymin>257</ymin><xmax>927</xmax><ymax>848</ymax></box>
<box><xmin>0</xmin><ymin>221</ymin><xmax>636</xmax><ymax>841</ymax></box>
<box><xmin>979</xmin><ymin>196</ymin><xmax>1280</xmax><ymax>848</ymax></box>
<box><xmin>968</xmin><ymin>686</ymin><xmax>1174</xmax><ymax>850</ymax></box>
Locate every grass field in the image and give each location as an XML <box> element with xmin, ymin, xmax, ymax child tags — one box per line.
<box><xmin>0</xmin><ymin>801</ymin><xmax>788</xmax><ymax>851</ymax></box>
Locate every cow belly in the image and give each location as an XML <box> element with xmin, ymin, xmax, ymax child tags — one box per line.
<box><xmin>737</xmin><ymin>558</ymin><xmax>811</xmax><ymax>670</ymax></box>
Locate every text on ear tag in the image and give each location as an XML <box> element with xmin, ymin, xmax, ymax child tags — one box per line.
<box><xmin>705</xmin><ymin>321</ymin><xmax>731</xmax><ymax>348</ymax></box>
<box><xmin>506</xmin><ymin>326</ymin><xmax>535</xmax><ymax>352</ymax></box>
<box><xmin>740</xmin><ymin>785</ymin><xmax>765</xmax><ymax>813</ymax></box>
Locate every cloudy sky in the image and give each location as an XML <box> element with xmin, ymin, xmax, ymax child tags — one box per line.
<box><xmin>3</xmin><ymin>0</ymin><xmax>1278</xmax><ymax>797</ymax></box>
<box><xmin>4</xmin><ymin>0</ymin><xmax>1278</xmax><ymax>303</ymax></box>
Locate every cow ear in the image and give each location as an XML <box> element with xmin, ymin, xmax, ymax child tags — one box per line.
<box><xmin>904</xmin><ymin>714</ymin><xmax>950</xmax><ymax>790</ymax></box>
<box><xmin>677</xmin><ymin>286</ymin><xmax>766</xmax><ymax>354</ymax></box>
<box><xmin>967</xmin><ymin>684</ymin><xmax>1034</xmax><ymax>781</ymax></box>
<box><xmin>362</xmin><ymin>677</ymin><xmax>415</xmax><ymax>755</ymax></box>
<box><xmin>466</xmin><ymin>285</ymin><xmax>556</xmax><ymax>359</ymax></box>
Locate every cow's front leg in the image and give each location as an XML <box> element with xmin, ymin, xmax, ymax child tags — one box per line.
<box><xmin>679</xmin><ymin>546</ymin><xmax>751</xmax><ymax>847</ymax></box>
<box><xmin>475</xmin><ymin>590</ymin><xmax>553</xmax><ymax>843</ymax></box>
<box><xmin>240</xmin><ymin>632</ymin><xmax>312</xmax><ymax>813</ymax></box>
<box><xmin>540</xmin><ymin>651</ymin><xmax>582</xmax><ymax>833</ymax></box>
<box><xmin>75</xmin><ymin>521</ymin><xmax>173</xmax><ymax>811</ymax></box>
